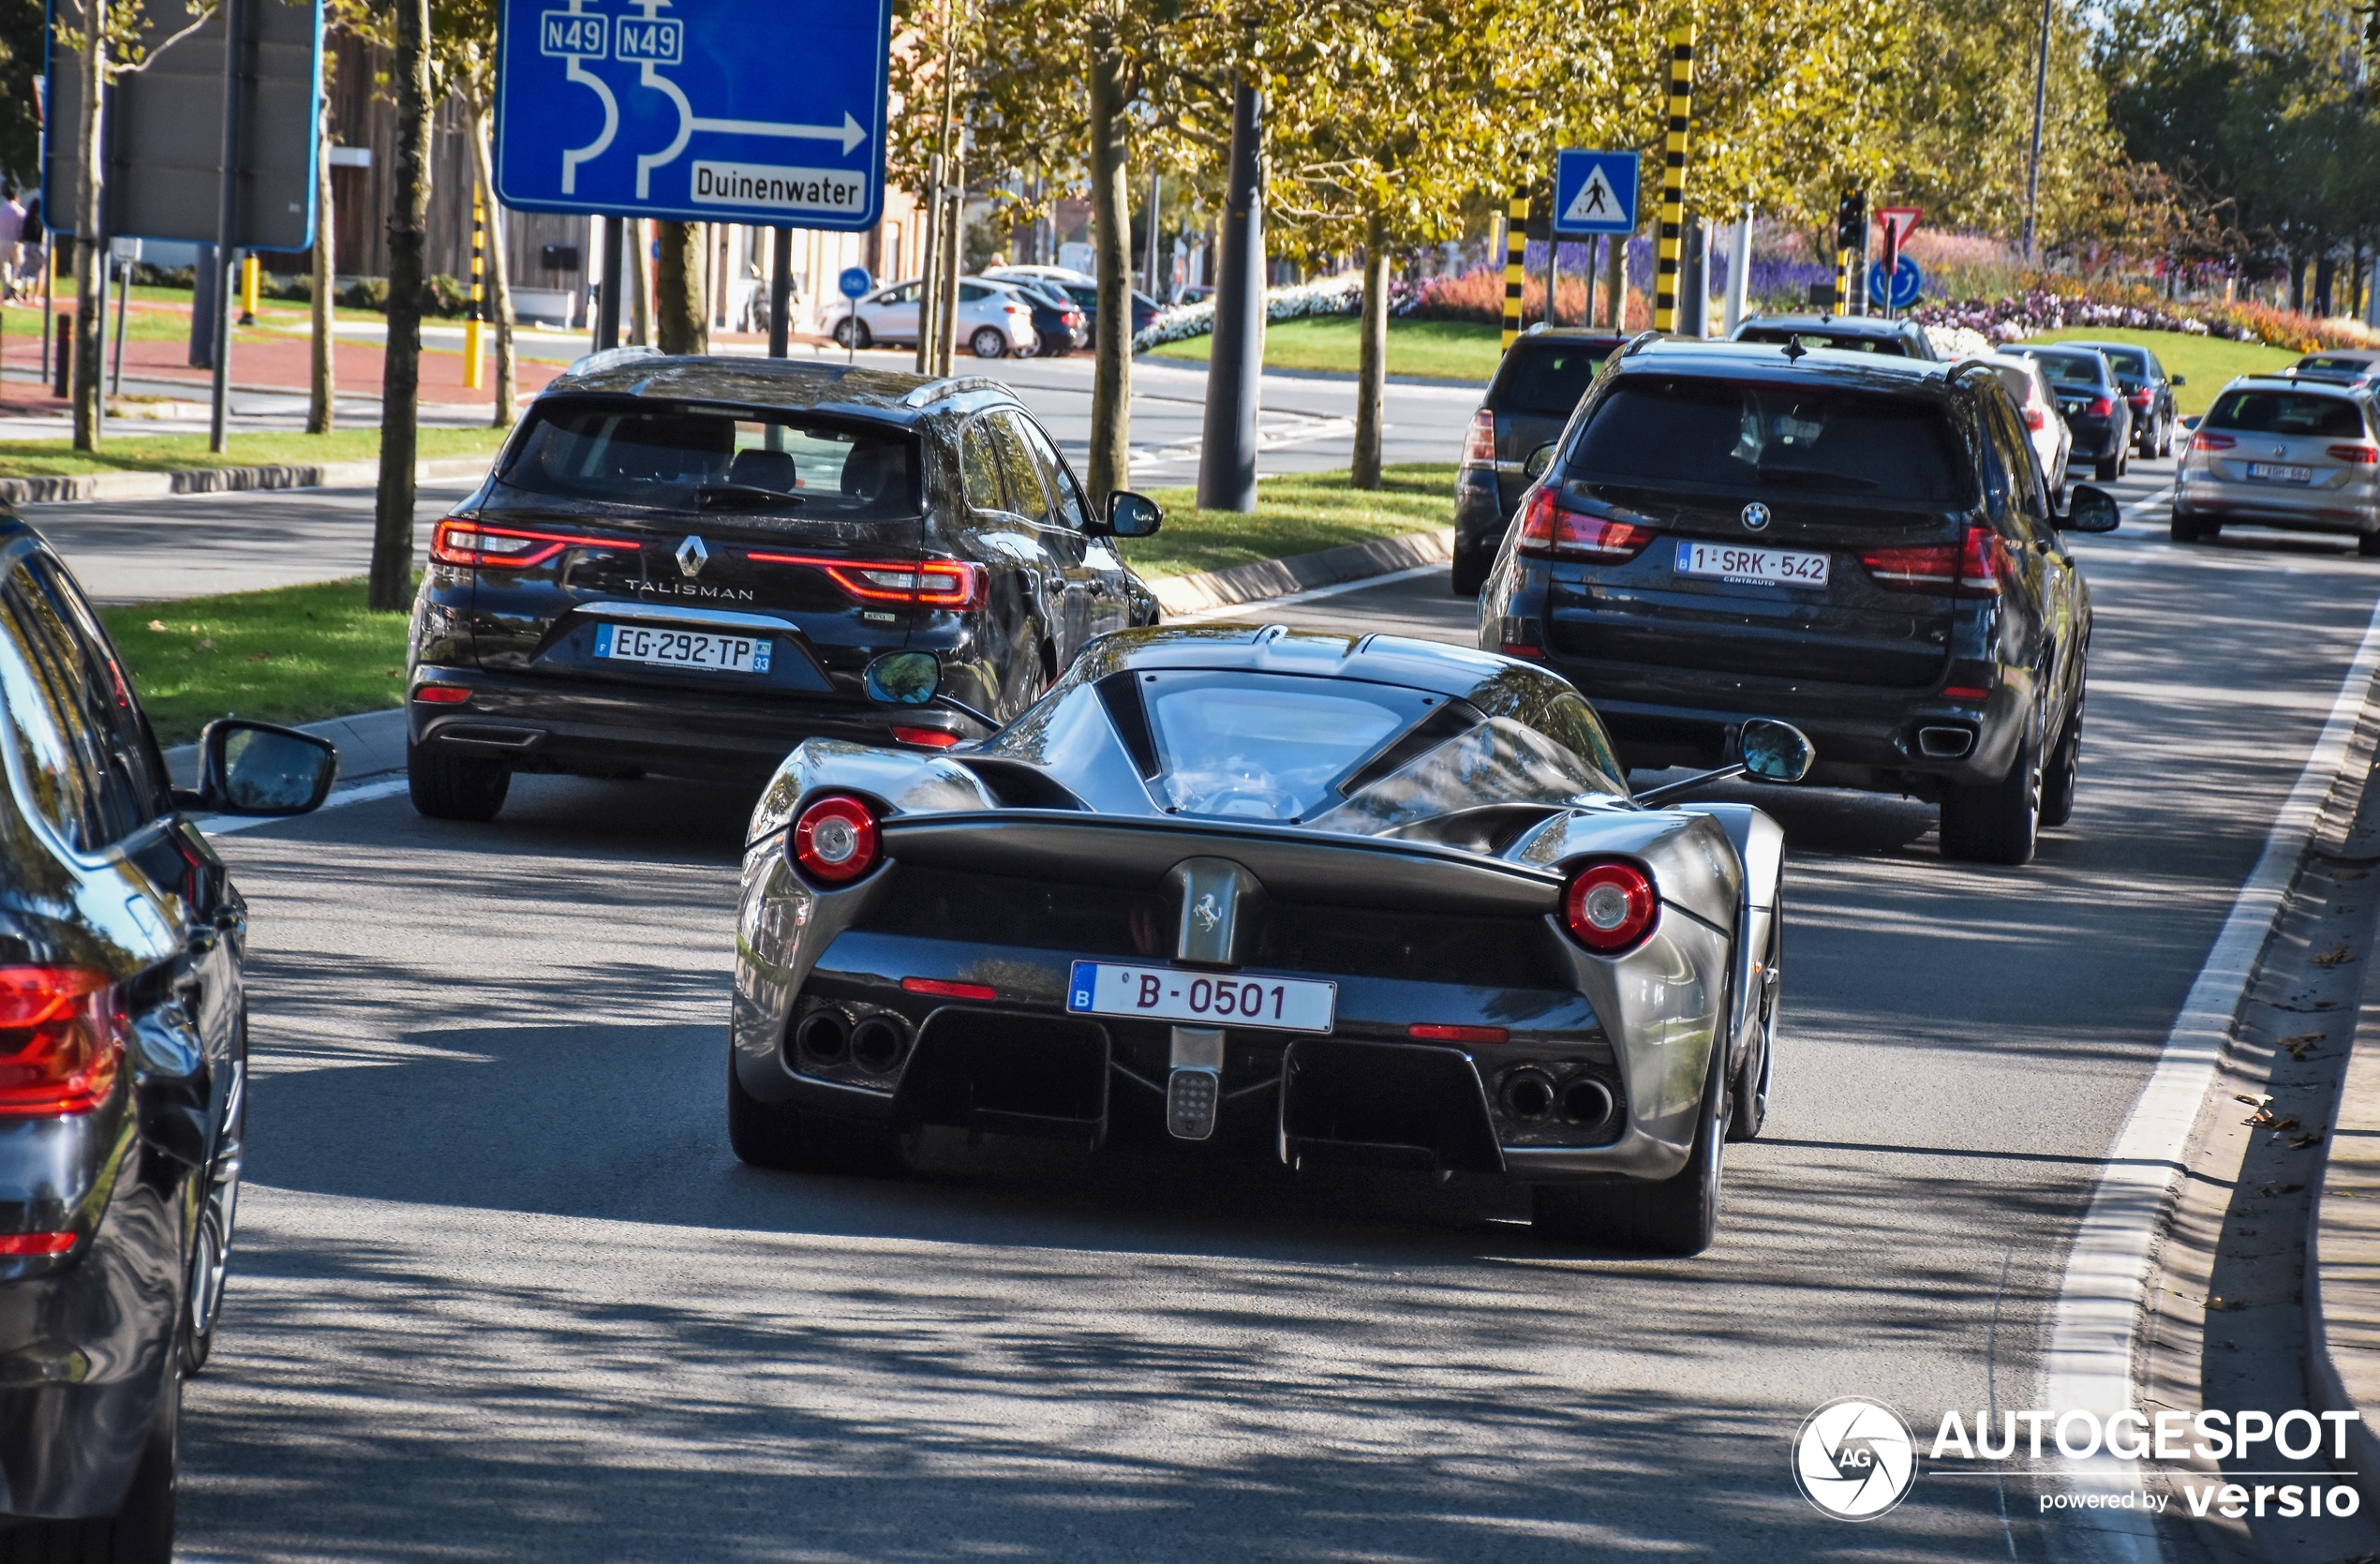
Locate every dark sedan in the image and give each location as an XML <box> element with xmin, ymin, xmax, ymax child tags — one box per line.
<box><xmin>997</xmin><ymin>278</ymin><xmax>1087</xmax><ymax>357</ymax></box>
<box><xmin>1049</xmin><ymin>283</ymin><xmax>1160</xmax><ymax>349</ymax></box>
<box><xmin>1728</xmin><ymin>313</ymin><xmax>1940</xmax><ymax>360</ymax></box>
<box><xmin>0</xmin><ymin>518</ymin><xmax>333</xmax><ymax>1557</ymax></box>
<box><xmin>407</xmin><ymin>351</ymin><xmax>1163</xmax><ymax>821</ymax></box>
<box><xmin>1453</xmin><ymin>328</ymin><xmax>1625</xmax><ymax>596</ymax></box>
<box><xmin>1480</xmin><ymin>338</ymin><xmax>2120</xmax><ymax>866</ymax></box>
<box><xmin>2059</xmin><ymin>338</ymin><xmax>2182</xmax><ymax>457</ymax></box>
<box><xmin>2007</xmin><ymin>345</ymin><xmax>2133</xmax><ymax>481</ymax></box>
<box><xmin>2289</xmin><ymin>350</ymin><xmax>2380</xmax><ymax>391</ymax></box>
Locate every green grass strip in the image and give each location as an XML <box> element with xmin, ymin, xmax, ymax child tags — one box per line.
<box><xmin>0</xmin><ymin>425</ymin><xmax>509</xmax><ymax>480</ymax></box>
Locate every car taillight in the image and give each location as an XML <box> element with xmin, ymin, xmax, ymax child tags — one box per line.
<box><xmin>1561</xmin><ymin>862</ymin><xmax>1659</xmax><ymax>954</ymax></box>
<box><xmin>891</xmin><ymin>726</ymin><xmax>961</xmax><ymax>748</ymax></box>
<box><xmin>430</xmin><ymin>517</ymin><xmax>620</xmax><ymax>570</ymax></box>
<box><xmin>2128</xmin><ymin>390</ymin><xmax>2152</xmax><ymax>406</ymax></box>
<box><xmin>2328</xmin><ymin>443</ymin><xmax>2379</xmax><ymax>465</ymax></box>
<box><xmin>2023</xmin><ymin>409</ymin><xmax>2045</xmax><ymax>431</ymax></box>
<box><xmin>2088</xmin><ymin>396</ymin><xmax>2113</xmax><ymax>417</ymax></box>
<box><xmin>747</xmin><ymin>552</ymin><xmax>987</xmax><ymax>610</ymax></box>
<box><xmin>0</xmin><ymin>967</ymin><xmax>124</xmax><ymax>1116</ymax></box>
<box><xmin>2191</xmin><ymin>431</ymin><xmax>2236</xmax><ymax>452</ymax></box>
<box><xmin>0</xmin><ymin>1232</ymin><xmax>76</xmax><ymax>1256</ymax></box>
<box><xmin>1860</xmin><ymin>526</ymin><xmax>2005</xmax><ymax>598</ymax></box>
<box><xmin>1513</xmin><ymin>488</ymin><xmax>1657</xmax><ymax>563</ymax></box>
<box><xmin>1460</xmin><ymin>409</ymin><xmax>1496</xmax><ymax>469</ymax></box>
<box><xmin>790</xmin><ymin>794</ymin><xmax>881</xmax><ymax>885</ymax></box>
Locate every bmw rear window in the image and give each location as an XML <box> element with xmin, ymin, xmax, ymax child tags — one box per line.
<box><xmin>497</xmin><ymin>400</ymin><xmax>920</xmax><ymax>516</ymax></box>
<box><xmin>1498</xmin><ymin>342</ymin><xmax>1608</xmax><ymax>416</ymax></box>
<box><xmin>1734</xmin><ymin>327</ymin><xmax>1913</xmax><ymax>357</ymax></box>
<box><xmin>2204</xmin><ymin>392</ymin><xmax>2368</xmax><ymax>439</ymax></box>
<box><xmin>1564</xmin><ymin>379</ymin><xmax>1971</xmax><ymax>503</ymax></box>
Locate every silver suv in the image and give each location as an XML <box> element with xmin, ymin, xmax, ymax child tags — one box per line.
<box><xmin>2174</xmin><ymin>378</ymin><xmax>2380</xmax><ymax>552</ymax></box>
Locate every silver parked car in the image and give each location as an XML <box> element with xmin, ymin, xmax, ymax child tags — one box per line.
<box><xmin>2173</xmin><ymin>377</ymin><xmax>2380</xmax><ymax>551</ymax></box>
<box><xmin>831</xmin><ymin>277</ymin><xmax>1039</xmax><ymax>358</ymax></box>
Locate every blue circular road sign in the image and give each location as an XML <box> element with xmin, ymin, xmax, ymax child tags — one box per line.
<box><xmin>1867</xmin><ymin>256</ymin><xmax>1923</xmax><ymax>311</ymax></box>
<box><xmin>839</xmin><ymin>266</ymin><xmax>874</xmax><ymax>300</ymax></box>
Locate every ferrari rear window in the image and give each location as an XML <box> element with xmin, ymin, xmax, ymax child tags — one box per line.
<box><xmin>1566</xmin><ymin>380</ymin><xmax>1971</xmax><ymax>503</ymax></box>
<box><xmin>1141</xmin><ymin>673</ymin><xmax>1435</xmax><ymax>822</ymax></box>
<box><xmin>498</xmin><ymin>400</ymin><xmax>920</xmax><ymax>516</ymax></box>
<box><xmin>2204</xmin><ymin>392</ymin><xmax>2368</xmax><ymax>439</ymax></box>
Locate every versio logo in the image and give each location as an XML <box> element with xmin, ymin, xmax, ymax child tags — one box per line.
<box><xmin>1795</xmin><ymin>1398</ymin><xmax>1918</xmax><ymax>1520</ymax></box>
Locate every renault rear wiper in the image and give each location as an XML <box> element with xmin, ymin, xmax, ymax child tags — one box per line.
<box><xmin>697</xmin><ymin>484</ymin><xmax>806</xmax><ymax>512</ymax></box>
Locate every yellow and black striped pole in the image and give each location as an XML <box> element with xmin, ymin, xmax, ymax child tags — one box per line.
<box><xmin>1501</xmin><ymin>191</ymin><xmax>1529</xmax><ymax>351</ymax></box>
<box><xmin>465</xmin><ymin>187</ymin><xmax>487</xmax><ymax>392</ymax></box>
<box><xmin>1651</xmin><ymin>23</ymin><xmax>1694</xmax><ymax>334</ymax></box>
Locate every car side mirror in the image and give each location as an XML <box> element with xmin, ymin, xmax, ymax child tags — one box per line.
<box><xmin>1740</xmin><ymin>719</ymin><xmax>1814</xmax><ymax>783</ymax></box>
<box><xmin>863</xmin><ymin>650</ymin><xmax>941</xmax><ymax>706</ymax></box>
<box><xmin>193</xmin><ymin>720</ymin><xmax>336</xmax><ymax>815</ymax></box>
<box><xmin>2062</xmin><ymin>484</ymin><xmax>2121</xmax><ymax>534</ymax></box>
<box><xmin>1102</xmin><ymin>490</ymin><xmax>1163</xmax><ymax>539</ymax></box>
<box><xmin>2171</xmin><ymin>375</ymin><xmax>2186</xmax><ymax>387</ymax></box>
<box><xmin>1525</xmin><ymin>443</ymin><xmax>1556</xmax><ymax>480</ymax></box>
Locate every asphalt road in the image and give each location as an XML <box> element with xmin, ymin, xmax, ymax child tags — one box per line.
<box><xmin>19</xmin><ymin>351</ymin><xmax>1480</xmax><ymax>606</ymax></box>
<box><xmin>171</xmin><ymin>455</ymin><xmax>2380</xmax><ymax>1561</ymax></box>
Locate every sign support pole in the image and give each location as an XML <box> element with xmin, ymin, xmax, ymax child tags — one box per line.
<box><xmin>1651</xmin><ymin>24</ymin><xmax>1693</xmax><ymax>335</ymax></box>
<box><xmin>767</xmin><ymin>226</ymin><xmax>791</xmax><ymax>357</ymax></box>
<box><xmin>466</xmin><ymin>186</ymin><xmax>485</xmax><ymax>388</ymax></box>
<box><xmin>208</xmin><ymin>0</ymin><xmax>245</xmax><ymax>454</ymax></box>
<box><xmin>593</xmin><ymin>216</ymin><xmax>622</xmax><ymax>350</ymax></box>
<box><xmin>1499</xmin><ymin>192</ymin><xmax>1525</xmax><ymax>350</ymax></box>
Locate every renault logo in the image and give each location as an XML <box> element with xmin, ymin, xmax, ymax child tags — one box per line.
<box><xmin>675</xmin><ymin>535</ymin><xmax>709</xmax><ymax>578</ymax></box>
<box><xmin>1741</xmin><ymin>503</ymin><xmax>1772</xmax><ymax>532</ymax></box>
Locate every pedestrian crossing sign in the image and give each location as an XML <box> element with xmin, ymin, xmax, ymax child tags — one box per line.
<box><xmin>1553</xmin><ymin>150</ymin><xmax>1640</xmax><ymax>236</ymax></box>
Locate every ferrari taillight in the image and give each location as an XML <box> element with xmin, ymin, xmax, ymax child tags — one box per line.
<box><xmin>1460</xmin><ymin>410</ymin><xmax>1496</xmax><ymax>469</ymax></box>
<box><xmin>0</xmin><ymin>967</ymin><xmax>124</xmax><ymax>1116</ymax></box>
<box><xmin>1860</xmin><ymin>527</ymin><xmax>2005</xmax><ymax>599</ymax></box>
<box><xmin>1561</xmin><ymin>862</ymin><xmax>1658</xmax><ymax>955</ymax></box>
<box><xmin>790</xmin><ymin>794</ymin><xmax>882</xmax><ymax>886</ymax></box>
<box><xmin>1514</xmin><ymin>488</ymin><xmax>1657</xmax><ymax>563</ymax></box>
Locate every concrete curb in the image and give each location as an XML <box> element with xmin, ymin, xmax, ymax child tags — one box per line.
<box><xmin>2305</xmin><ymin>946</ymin><xmax>2380</xmax><ymax>1521</ymax></box>
<box><xmin>1149</xmin><ymin>529</ymin><xmax>1451</xmax><ymax>618</ymax></box>
<box><xmin>160</xmin><ymin>707</ymin><xmax>408</xmax><ymax>792</ymax></box>
<box><xmin>0</xmin><ymin>455</ymin><xmax>494</xmax><ymax>507</ymax></box>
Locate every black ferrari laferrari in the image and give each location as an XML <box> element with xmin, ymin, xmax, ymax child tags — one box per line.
<box><xmin>727</xmin><ymin>624</ymin><xmax>1807</xmax><ymax>1254</ymax></box>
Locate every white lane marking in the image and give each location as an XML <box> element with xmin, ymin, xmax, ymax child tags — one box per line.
<box><xmin>196</xmin><ymin>776</ymin><xmax>410</xmax><ymax>838</ymax></box>
<box><xmin>1165</xmin><ymin>562</ymin><xmax>1448</xmax><ymax>625</ymax></box>
<box><xmin>2119</xmin><ymin>483</ymin><xmax>2176</xmax><ymax>520</ymax></box>
<box><xmin>2043</xmin><ymin>582</ymin><xmax>2380</xmax><ymax>1558</ymax></box>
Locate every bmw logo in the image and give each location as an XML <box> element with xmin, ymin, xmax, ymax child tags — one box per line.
<box><xmin>1741</xmin><ymin>503</ymin><xmax>1772</xmax><ymax>532</ymax></box>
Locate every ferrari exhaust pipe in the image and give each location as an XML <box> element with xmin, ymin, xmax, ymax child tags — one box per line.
<box><xmin>1561</xmin><ymin>1077</ymin><xmax>1614</xmax><ymax>1132</ymax></box>
<box><xmin>794</xmin><ymin>1009</ymin><xmax>850</xmax><ymax>1065</ymax></box>
<box><xmin>850</xmin><ymin>1015</ymin><xmax>911</xmax><ymax>1073</ymax></box>
<box><xmin>1499</xmin><ymin>1067</ymin><xmax>1556</xmax><ymax>1125</ymax></box>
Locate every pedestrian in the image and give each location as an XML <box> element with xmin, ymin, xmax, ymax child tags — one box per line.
<box><xmin>0</xmin><ymin>186</ymin><xmax>21</xmax><ymax>303</ymax></box>
<box><xmin>15</xmin><ymin>194</ymin><xmax>43</xmax><ymax>305</ymax></box>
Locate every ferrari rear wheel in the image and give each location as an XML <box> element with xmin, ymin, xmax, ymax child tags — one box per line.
<box><xmin>1727</xmin><ymin>914</ymin><xmax>1779</xmax><ymax>1143</ymax></box>
<box><xmin>1939</xmin><ymin>731</ymin><xmax>2041</xmax><ymax>866</ymax></box>
<box><xmin>727</xmin><ymin>1057</ymin><xmax>903</xmax><ymax>1176</ymax></box>
<box><xmin>1531</xmin><ymin>1041</ymin><xmax>1726</xmax><ymax>1257</ymax></box>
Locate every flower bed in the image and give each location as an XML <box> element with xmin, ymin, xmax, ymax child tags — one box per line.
<box><xmin>1910</xmin><ymin>282</ymin><xmax>2376</xmax><ymax>353</ymax></box>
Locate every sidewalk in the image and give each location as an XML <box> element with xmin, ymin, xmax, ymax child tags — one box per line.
<box><xmin>0</xmin><ymin>329</ymin><xmax>568</xmax><ymax>413</ymax></box>
<box><xmin>2309</xmin><ymin>926</ymin><xmax>2380</xmax><ymax>1516</ymax></box>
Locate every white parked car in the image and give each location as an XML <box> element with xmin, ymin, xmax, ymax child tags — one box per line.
<box><xmin>985</xmin><ymin>263</ymin><xmax>1094</xmax><ymax>289</ymax></box>
<box><xmin>830</xmin><ymin>277</ymin><xmax>1039</xmax><ymax>358</ymax></box>
<box><xmin>1985</xmin><ymin>352</ymin><xmax>2073</xmax><ymax>493</ymax></box>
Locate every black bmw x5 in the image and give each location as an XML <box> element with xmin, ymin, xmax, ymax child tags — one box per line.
<box><xmin>1480</xmin><ymin>340</ymin><xmax>2120</xmax><ymax>865</ymax></box>
<box><xmin>407</xmin><ymin>351</ymin><xmax>1162</xmax><ymax>820</ymax></box>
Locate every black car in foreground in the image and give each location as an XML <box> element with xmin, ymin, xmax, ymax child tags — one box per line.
<box><xmin>729</xmin><ymin>626</ymin><xmax>1814</xmax><ymax>1256</ymax></box>
<box><xmin>1728</xmin><ymin>313</ymin><xmax>1940</xmax><ymax>360</ymax></box>
<box><xmin>2007</xmin><ymin>344</ymin><xmax>2133</xmax><ymax>480</ymax></box>
<box><xmin>1480</xmin><ymin>339</ymin><xmax>2120</xmax><ymax>866</ymax></box>
<box><xmin>0</xmin><ymin>518</ymin><xmax>333</xmax><ymax>1557</ymax></box>
<box><xmin>1453</xmin><ymin>328</ymin><xmax>1626</xmax><ymax>596</ymax></box>
<box><xmin>2059</xmin><ymin>338</ymin><xmax>2182</xmax><ymax>458</ymax></box>
<box><xmin>406</xmin><ymin>350</ymin><xmax>1162</xmax><ymax>821</ymax></box>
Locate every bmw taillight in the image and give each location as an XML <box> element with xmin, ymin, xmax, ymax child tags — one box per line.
<box><xmin>2327</xmin><ymin>443</ymin><xmax>2379</xmax><ymax>465</ymax></box>
<box><xmin>1514</xmin><ymin>488</ymin><xmax>1657</xmax><ymax>563</ymax></box>
<box><xmin>430</xmin><ymin>518</ymin><xmax>621</xmax><ymax>570</ymax></box>
<box><xmin>790</xmin><ymin>795</ymin><xmax>882</xmax><ymax>885</ymax></box>
<box><xmin>2191</xmin><ymin>431</ymin><xmax>2236</xmax><ymax>452</ymax></box>
<box><xmin>1859</xmin><ymin>526</ymin><xmax>2006</xmax><ymax>598</ymax></box>
<box><xmin>1460</xmin><ymin>409</ymin><xmax>1496</xmax><ymax>469</ymax></box>
<box><xmin>2088</xmin><ymin>396</ymin><xmax>2113</xmax><ymax>418</ymax></box>
<box><xmin>0</xmin><ymin>967</ymin><xmax>125</xmax><ymax>1116</ymax></box>
<box><xmin>748</xmin><ymin>552</ymin><xmax>989</xmax><ymax>611</ymax></box>
<box><xmin>1561</xmin><ymin>862</ymin><xmax>1659</xmax><ymax>954</ymax></box>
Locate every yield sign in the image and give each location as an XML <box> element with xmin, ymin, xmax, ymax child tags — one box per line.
<box><xmin>1876</xmin><ymin>207</ymin><xmax>1923</xmax><ymax>249</ymax></box>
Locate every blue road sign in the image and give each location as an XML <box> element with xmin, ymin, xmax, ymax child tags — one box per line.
<box><xmin>494</xmin><ymin>0</ymin><xmax>891</xmax><ymax>231</ymax></box>
<box><xmin>838</xmin><ymin>265</ymin><xmax>873</xmax><ymax>300</ymax></box>
<box><xmin>1552</xmin><ymin>150</ymin><xmax>1641</xmax><ymax>237</ymax></box>
<box><xmin>1867</xmin><ymin>256</ymin><xmax>1924</xmax><ymax>310</ymax></box>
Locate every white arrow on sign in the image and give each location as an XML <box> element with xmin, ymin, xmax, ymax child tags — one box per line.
<box><xmin>635</xmin><ymin>75</ymin><xmax>867</xmax><ymax>197</ymax></box>
<box><xmin>1563</xmin><ymin>163</ymin><xmax>1622</xmax><ymax>226</ymax></box>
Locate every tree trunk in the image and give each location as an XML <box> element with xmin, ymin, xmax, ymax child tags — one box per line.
<box><xmin>655</xmin><ymin>220</ymin><xmax>707</xmax><ymax>353</ymax></box>
<box><xmin>308</xmin><ymin>88</ymin><xmax>335</xmax><ymax>435</ymax></box>
<box><xmin>1351</xmin><ymin>210</ymin><xmax>1389</xmax><ymax>491</ymax></box>
<box><xmin>71</xmin><ymin>15</ymin><xmax>104</xmax><ymax>451</ymax></box>
<box><xmin>469</xmin><ymin>110</ymin><xmax>516</xmax><ymax>425</ymax></box>
<box><xmin>627</xmin><ymin>218</ymin><xmax>651</xmax><ymax>345</ymax></box>
<box><xmin>1085</xmin><ymin>19</ymin><xmax>1131</xmax><ymax>506</ymax></box>
<box><xmin>370</xmin><ymin>0</ymin><xmax>433</xmax><ymax>613</ymax></box>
